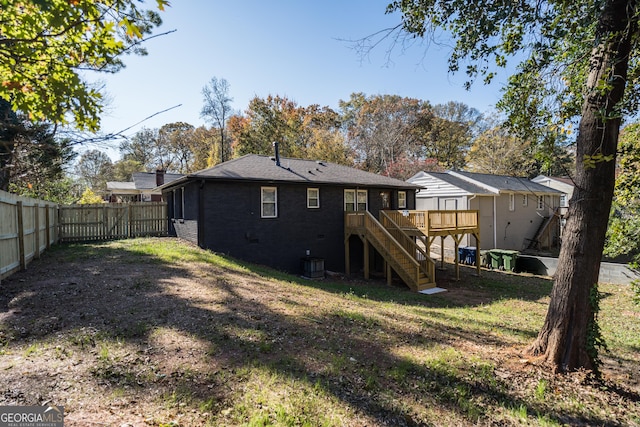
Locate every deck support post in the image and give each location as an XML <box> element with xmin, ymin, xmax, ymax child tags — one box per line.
<box><xmin>454</xmin><ymin>239</ymin><xmax>460</xmax><ymax>281</ymax></box>
<box><xmin>363</xmin><ymin>239</ymin><xmax>370</xmax><ymax>280</ymax></box>
<box><xmin>475</xmin><ymin>233</ymin><xmax>481</xmax><ymax>276</ymax></box>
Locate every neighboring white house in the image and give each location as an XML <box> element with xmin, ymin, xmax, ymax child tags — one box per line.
<box><xmin>408</xmin><ymin>171</ymin><xmax>563</xmax><ymax>251</ymax></box>
<box><xmin>107</xmin><ymin>170</ymin><xmax>183</xmax><ymax>202</ymax></box>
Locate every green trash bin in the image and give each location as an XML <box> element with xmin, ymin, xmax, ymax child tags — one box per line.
<box><xmin>501</xmin><ymin>250</ymin><xmax>519</xmax><ymax>271</ymax></box>
<box><xmin>488</xmin><ymin>250</ymin><xmax>504</xmax><ymax>270</ymax></box>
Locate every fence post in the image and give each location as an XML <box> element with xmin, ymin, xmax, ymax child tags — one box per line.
<box><xmin>128</xmin><ymin>203</ymin><xmax>133</xmax><ymax>238</ymax></box>
<box><xmin>45</xmin><ymin>204</ymin><xmax>51</xmax><ymax>249</ymax></box>
<box><xmin>102</xmin><ymin>204</ymin><xmax>108</xmax><ymax>240</ymax></box>
<box><xmin>57</xmin><ymin>205</ymin><xmax>62</xmax><ymax>243</ymax></box>
<box><xmin>17</xmin><ymin>201</ymin><xmax>25</xmax><ymax>270</ymax></box>
<box><xmin>34</xmin><ymin>203</ymin><xmax>40</xmax><ymax>259</ymax></box>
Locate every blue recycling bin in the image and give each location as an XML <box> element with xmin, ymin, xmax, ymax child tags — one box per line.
<box><xmin>458</xmin><ymin>246</ymin><xmax>469</xmax><ymax>264</ymax></box>
<box><xmin>465</xmin><ymin>246</ymin><xmax>477</xmax><ymax>265</ymax></box>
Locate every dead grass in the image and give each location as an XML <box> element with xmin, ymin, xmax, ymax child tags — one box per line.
<box><xmin>0</xmin><ymin>237</ymin><xmax>638</xmax><ymax>426</ymax></box>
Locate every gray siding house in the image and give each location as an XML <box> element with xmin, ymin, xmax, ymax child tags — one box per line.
<box><xmin>160</xmin><ymin>153</ymin><xmax>419</xmax><ymax>275</ymax></box>
<box><xmin>409</xmin><ymin>171</ymin><xmax>563</xmax><ymax>251</ymax></box>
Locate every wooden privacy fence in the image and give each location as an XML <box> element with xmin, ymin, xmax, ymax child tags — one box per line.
<box><xmin>1</xmin><ymin>190</ymin><xmax>58</xmax><ymax>280</ymax></box>
<box><xmin>58</xmin><ymin>202</ymin><xmax>167</xmax><ymax>242</ymax></box>
<box><xmin>1</xmin><ymin>192</ymin><xmax>168</xmax><ymax>281</ymax></box>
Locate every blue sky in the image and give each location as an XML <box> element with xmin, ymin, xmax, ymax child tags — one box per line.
<box><xmin>94</xmin><ymin>1</ymin><xmax>510</xmax><ymax>158</ymax></box>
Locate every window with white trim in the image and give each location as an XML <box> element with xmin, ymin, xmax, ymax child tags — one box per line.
<box><xmin>522</xmin><ymin>194</ymin><xmax>528</xmax><ymax>207</ymax></box>
<box><xmin>509</xmin><ymin>193</ymin><xmax>515</xmax><ymax>211</ymax></box>
<box><xmin>537</xmin><ymin>195</ymin><xmax>545</xmax><ymax>210</ymax></box>
<box><xmin>307</xmin><ymin>188</ymin><xmax>319</xmax><ymax>208</ymax></box>
<box><xmin>560</xmin><ymin>194</ymin><xmax>568</xmax><ymax>207</ymax></box>
<box><xmin>398</xmin><ymin>191</ymin><xmax>407</xmax><ymax>209</ymax></box>
<box><xmin>344</xmin><ymin>189</ymin><xmax>368</xmax><ymax>211</ymax></box>
<box><xmin>261</xmin><ymin>187</ymin><xmax>277</xmax><ymax>218</ymax></box>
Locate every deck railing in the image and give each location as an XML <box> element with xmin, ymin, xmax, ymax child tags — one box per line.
<box><xmin>385</xmin><ymin>210</ymin><xmax>479</xmax><ymax>234</ymax></box>
<box><xmin>380</xmin><ymin>211</ymin><xmax>435</xmax><ymax>284</ymax></box>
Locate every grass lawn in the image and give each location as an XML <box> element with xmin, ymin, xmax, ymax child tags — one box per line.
<box><xmin>0</xmin><ymin>237</ymin><xmax>638</xmax><ymax>426</ymax></box>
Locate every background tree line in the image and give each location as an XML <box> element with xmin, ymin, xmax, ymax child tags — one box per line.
<box><xmin>5</xmin><ymin>85</ymin><xmax>578</xmax><ymax>201</ymax></box>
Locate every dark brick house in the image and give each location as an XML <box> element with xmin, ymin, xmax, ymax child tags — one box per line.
<box><xmin>161</xmin><ymin>152</ymin><xmax>419</xmax><ymax>275</ymax></box>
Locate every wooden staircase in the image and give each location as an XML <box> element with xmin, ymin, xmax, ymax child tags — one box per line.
<box><xmin>344</xmin><ymin>211</ymin><xmax>436</xmax><ymax>292</ymax></box>
<box><xmin>526</xmin><ymin>210</ymin><xmax>559</xmax><ymax>250</ymax></box>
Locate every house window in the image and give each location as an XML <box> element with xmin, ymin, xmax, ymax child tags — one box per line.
<box><xmin>537</xmin><ymin>195</ymin><xmax>545</xmax><ymax>210</ymax></box>
<box><xmin>398</xmin><ymin>191</ymin><xmax>407</xmax><ymax>209</ymax></box>
<box><xmin>344</xmin><ymin>189</ymin><xmax>367</xmax><ymax>211</ymax></box>
<box><xmin>560</xmin><ymin>194</ymin><xmax>568</xmax><ymax>207</ymax></box>
<box><xmin>522</xmin><ymin>194</ymin><xmax>528</xmax><ymax>207</ymax></box>
<box><xmin>261</xmin><ymin>187</ymin><xmax>277</xmax><ymax>218</ymax></box>
<box><xmin>509</xmin><ymin>193</ymin><xmax>515</xmax><ymax>211</ymax></box>
<box><xmin>307</xmin><ymin>188</ymin><xmax>319</xmax><ymax>208</ymax></box>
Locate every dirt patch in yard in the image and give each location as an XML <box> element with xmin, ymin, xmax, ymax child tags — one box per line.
<box><xmin>0</xmin><ymin>238</ymin><xmax>638</xmax><ymax>426</ymax></box>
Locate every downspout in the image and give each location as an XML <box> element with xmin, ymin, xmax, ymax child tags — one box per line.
<box><xmin>493</xmin><ymin>195</ymin><xmax>497</xmax><ymax>249</ymax></box>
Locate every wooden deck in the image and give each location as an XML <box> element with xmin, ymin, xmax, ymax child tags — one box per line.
<box><xmin>345</xmin><ymin>210</ymin><xmax>481</xmax><ymax>291</ymax></box>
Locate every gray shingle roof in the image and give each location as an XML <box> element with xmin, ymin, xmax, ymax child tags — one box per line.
<box><xmin>451</xmin><ymin>171</ymin><xmax>561</xmax><ymax>194</ymax></box>
<box><xmin>163</xmin><ymin>155</ymin><xmax>418</xmax><ymax>190</ymax></box>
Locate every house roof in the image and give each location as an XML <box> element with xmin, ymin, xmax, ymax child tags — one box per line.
<box><xmin>132</xmin><ymin>172</ymin><xmax>184</xmax><ymax>190</ymax></box>
<box><xmin>548</xmin><ymin>176</ymin><xmax>574</xmax><ymax>186</ymax></box>
<box><xmin>531</xmin><ymin>175</ymin><xmax>575</xmax><ymax>186</ymax></box>
<box><xmin>450</xmin><ymin>171</ymin><xmax>562</xmax><ymax>194</ymax></box>
<box><xmin>161</xmin><ymin>154</ymin><xmax>419</xmax><ymax>190</ymax></box>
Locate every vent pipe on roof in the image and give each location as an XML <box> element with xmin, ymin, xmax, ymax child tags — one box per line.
<box><xmin>273</xmin><ymin>141</ymin><xmax>281</xmax><ymax>166</ymax></box>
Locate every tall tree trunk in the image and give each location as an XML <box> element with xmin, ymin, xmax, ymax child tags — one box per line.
<box><xmin>527</xmin><ymin>0</ymin><xmax>636</xmax><ymax>372</ymax></box>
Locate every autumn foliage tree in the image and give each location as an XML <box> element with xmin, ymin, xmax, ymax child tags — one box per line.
<box><xmin>421</xmin><ymin>101</ymin><xmax>481</xmax><ymax>170</ymax></box>
<box><xmin>383</xmin><ymin>157</ymin><xmax>442</xmax><ymax>180</ymax></box>
<box><xmin>466</xmin><ymin>122</ymin><xmax>536</xmax><ymax>177</ymax></box>
<box><xmin>339</xmin><ymin>93</ymin><xmax>433</xmax><ymax>174</ymax></box>
<box><xmin>228</xmin><ymin>95</ymin><xmax>349</xmax><ymax>163</ymax></box>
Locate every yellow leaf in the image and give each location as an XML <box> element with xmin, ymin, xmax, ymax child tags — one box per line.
<box><xmin>156</xmin><ymin>0</ymin><xmax>171</xmax><ymax>11</ymax></box>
